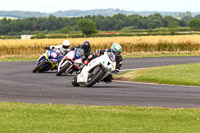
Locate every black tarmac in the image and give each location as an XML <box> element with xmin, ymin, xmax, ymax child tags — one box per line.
<box><xmin>1</xmin><ymin>56</ymin><xmax>200</xmax><ymax>108</ymax></box>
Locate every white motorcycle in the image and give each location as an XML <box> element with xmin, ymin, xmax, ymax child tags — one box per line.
<box><xmin>72</xmin><ymin>52</ymin><xmax>116</xmax><ymax>87</ymax></box>
<box><xmin>56</xmin><ymin>48</ymin><xmax>84</xmax><ymax>76</ymax></box>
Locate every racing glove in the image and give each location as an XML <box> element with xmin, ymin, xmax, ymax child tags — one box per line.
<box><xmin>45</xmin><ymin>46</ymin><xmax>50</xmax><ymax>50</ymax></box>
<box><xmin>95</xmin><ymin>49</ymin><xmax>101</xmax><ymax>57</ymax></box>
<box><xmin>84</xmin><ymin>60</ymin><xmax>89</xmax><ymax>65</ymax></box>
<box><xmin>113</xmin><ymin>69</ymin><xmax>119</xmax><ymax>74</ymax></box>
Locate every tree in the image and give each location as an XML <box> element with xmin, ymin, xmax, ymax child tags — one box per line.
<box><xmin>0</xmin><ymin>23</ymin><xmax>7</xmax><ymax>34</ymax></box>
<box><xmin>146</xmin><ymin>14</ymin><xmax>164</xmax><ymax>29</ymax></box>
<box><xmin>0</xmin><ymin>13</ymin><xmax>189</xmax><ymax>35</ymax></box>
<box><xmin>148</xmin><ymin>23</ymin><xmax>153</xmax><ymax>32</ymax></box>
<box><xmin>179</xmin><ymin>11</ymin><xmax>192</xmax><ymax>18</ymax></box>
<box><xmin>168</xmin><ymin>21</ymin><xmax>179</xmax><ymax>35</ymax></box>
<box><xmin>77</xmin><ymin>19</ymin><xmax>97</xmax><ymax>36</ymax></box>
<box><xmin>189</xmin><ymin>19</ymin><xmax>200</xmax><ymax>30</ymax></box>
<box><xmin>194</xmin><ymin>14</ymin><xmax>200</xmax><ymax>19</ymax></box>
<box><xmin>60</xmin><ymin>25</ymin><xmax>73</xmax><ymax>34</ymax></box>
<box><xmin>179</xmin><ymin>11</ymin><xmax>193</xmax><ymax>23</ymax></box>
<box><xmin>182</xmin><ymin>16</ymin><xmax>193</xmax><ymax>23</ymax></box>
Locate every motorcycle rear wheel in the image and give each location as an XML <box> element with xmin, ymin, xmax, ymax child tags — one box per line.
<box><xmin>72</xmin><ymin>76</ymin><xmax>80</xmax><ymax>87</ymax></box>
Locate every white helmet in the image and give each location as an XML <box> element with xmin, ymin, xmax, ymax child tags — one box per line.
<box><xmin>62</xmin><ymin>40</ymin><xmax>70</xmax><ymax>49</ymax></box>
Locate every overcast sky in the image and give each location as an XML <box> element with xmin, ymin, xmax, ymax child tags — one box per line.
<box><xmin>0</xmin><ymin>0</ymin><xmax>199</xmax><ymax>12</ymax></box>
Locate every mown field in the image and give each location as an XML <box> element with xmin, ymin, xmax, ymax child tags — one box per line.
<box><xmin>1</xmin><ymin>102</ymin><xmax>200</xmax><ymax>133</ymax></box>
<box><xmin>115</xmin><ymin>63</ymin><xmax>200</xmax><ymax>86</ymax></box>
<box><xmin>1</xmin><ymin>35</ymin><xmax>200</xmax><ymax>59</ymax></box>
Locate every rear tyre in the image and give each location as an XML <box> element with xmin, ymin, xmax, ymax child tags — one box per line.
<box><xmin>56</xmin><ymin>62</ymin><xmax>72</xmax><ymax>76</ymax></box>
<box><xmin>32</xmin><ymin>61</ymin><xmax>46</xmax><ymax>73</ymax></box>
<box><xmin>86</xmin><ymin>68</ymin><xmax>105</xmax><ymax>87</ymax></box>
<box><xmin>72</xmin><ymin>76</ymin><xmax>80</xmax><ymax>86</ymax></box>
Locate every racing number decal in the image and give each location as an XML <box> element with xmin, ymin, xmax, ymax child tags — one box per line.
<box><xmin>51</xmin><ymin>52</ymin><xmax>57</xmax><ymax>58</ymax></box>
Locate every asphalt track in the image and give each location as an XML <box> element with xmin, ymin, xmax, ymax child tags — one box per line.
<box><xmin>1</xmin><ymin>56</ymin><xmax>200</xmax><ymax>108</ymax></box>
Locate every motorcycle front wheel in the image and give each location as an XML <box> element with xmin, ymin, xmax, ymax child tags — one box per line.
<box><xmin>32</xmin><ymin>61</ymin><xmax>47</xmax><ymax>73</ymax></box>
<box><xmin>86</xmin><ymin>68</ymin><xmax>105</xmax><ymax>87</ymax></box>
<box><xmin>56</xmin><ymin>62</ymin><xmax>72</xmax><ymax>76</ymax></box>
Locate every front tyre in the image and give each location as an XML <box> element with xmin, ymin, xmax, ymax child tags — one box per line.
<box><xmin>56</xmin><ymin>62</ymin><xmax>72</xmax><ymax>76</ymax></box>
<box><xmin>86</xmin><ymin>68</ymin><xmax>105</xmax><ymax>87</ymax></box>
<box><xmin>32</xmin><ymin>61</ymin><xmax>46</xmax><ymax>73</ymax></box>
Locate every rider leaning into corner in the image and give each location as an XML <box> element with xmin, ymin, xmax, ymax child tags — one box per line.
<box><xmin>81</xmin><ymin>43</ymin><xmax>123</xmax><ymax>84</ymax></box>
<box><xmin>67</xmin><ymin>40</ymin><xmax>93</xmax><ymax>74</ymax></box>
<box><xmin>45</xmin><ymin>40</ymin><xmax>71</xmax><ymax>57</ymax></box>
<box><xmin>70</xmin><ymin>40</ymin><xmax>93</xmax><ymax>60</ymax></box>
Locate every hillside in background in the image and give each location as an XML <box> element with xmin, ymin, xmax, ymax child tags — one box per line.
<box><xmin>0</xmin><ymin>9</ymin><xmax>199</xmax><ymax>18</ymax></box>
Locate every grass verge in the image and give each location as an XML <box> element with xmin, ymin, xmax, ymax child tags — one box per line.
<box><xmin>0</xmin><ymin>57</ymin><xmax>37</xmax><ymax>62</ymax></box>
<box><xmin>0</xmin><ymin>51</ymin><xmax>200</xmax><ymax>62</ymax></box>
<box><xmin>122</xmin><ymin>51</ymin><xmax>200</xmax><ymax>58</ymax></box>
<box><xmin>0</xmin><ymin>55</ymin><xmax>38</xmax><ymax>62</ymax></box>
<box><xmin>115</xmin><ymin>63</ymin><xmax>200</xmax><ymax>86</ymax></box>
<box><xmin>0</xmin><ymin>102</ymin><xmax>200</xmax><ymax>133</ymax></box>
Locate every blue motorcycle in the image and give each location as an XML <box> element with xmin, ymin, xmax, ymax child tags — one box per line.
<box><xmin>32</xmin><ymin>50</ymin><xmax>61</xmax><ymax>73</ymax></box>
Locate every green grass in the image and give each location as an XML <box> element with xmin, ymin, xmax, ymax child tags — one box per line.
<box><xmin>115</xmin><ymin>63</ymin><xmax>200</xmax><ymax>86</ymax></box>
<box><xmin>0</xmin><ymin>52</ymin><xmax>200</xmax><ymax>62</ymax></box>
<box><xmin>0</xmin><ymin>57</ymin><xmax>37</xmax><ymax>62</ymax></box>
<box><xmin>0</xmin><ymin>102</ymin><xmax>200</xmax><ymax>133</ymax></box>
<box><xmin>122</xmin><ymin>51</ymin><xmax>200</xmax><ymax>58</ymax></box>
<box><xmin>123</xmin><ymin>53</ymin><xmax>200</xmax><ymax>58</ymax></box>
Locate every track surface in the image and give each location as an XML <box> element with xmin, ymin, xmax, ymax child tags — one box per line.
<box><xmin>1</xmin><ymin>56</ymin><xmax>200</xmax><ymax>108</ymax></box>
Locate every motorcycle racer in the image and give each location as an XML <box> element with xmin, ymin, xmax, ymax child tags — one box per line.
<box><xmin>97</xmin><ymin>43</ymin><xmax>123</xmax><ymax>72</ymax></box>
<box><xmin>83</xmin><ymin>43</ymin><xmax>123</xmax><ymax>83</ymax></box>
<box><xmin>70</xmin><ymin>40</ymin><xmax>93</xmax><ymax>60</ymax></box>
<box><xmin>45</xmin><ymin>40</ymin><xmax>71</xmax><ymax>57</ymax></box>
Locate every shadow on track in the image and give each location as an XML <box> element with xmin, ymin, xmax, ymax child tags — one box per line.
<box><xmin>68</xmin><ymin>85</ymin><xmax>127</xmax><ymax>89</ymax></box>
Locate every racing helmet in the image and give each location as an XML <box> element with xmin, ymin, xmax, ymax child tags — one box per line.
<box><xmin>111</xmin><ymin>43</ymin><xmax>122</xmax><ymax>56</ymax></box>
<box><xmin>62</xmin><ymin>40</ymin><xmax>70</xmax><ymax>49</ymax></box>
<box><xmin>82</xmin><ymin>40</ymin><xmax>91</xmax><ymax>52</ymax></box>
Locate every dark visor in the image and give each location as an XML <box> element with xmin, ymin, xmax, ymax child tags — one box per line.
<box><xmin>63</xmin><ymin>45</ymin><xmax>69</xmax><ymax>49</ymax></box>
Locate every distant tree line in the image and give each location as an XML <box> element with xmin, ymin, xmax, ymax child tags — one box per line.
<box><xmin>0</xmin><ymin>13</ymin><xmax>199</xmax><ymax>35</ymax></box>
<box><xmin>1</xmin><ymin>9</ymin><xmax>200</xmax><ymax>18</ymax></box>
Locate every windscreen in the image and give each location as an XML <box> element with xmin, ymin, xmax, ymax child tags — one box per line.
<box><xmin>75</xmin><ymin>48</ymin><xmax>84</xmax><ymax>58</ymax></box>
<box><xmin>107</xmin><ymin>52</ymin><xmax>115</xmax><ymax>62</ymax></box>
